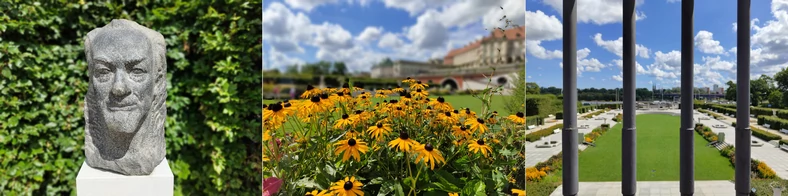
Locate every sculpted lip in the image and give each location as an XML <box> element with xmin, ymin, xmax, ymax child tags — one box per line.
<box><xmin>107</xmin><ymin>102</ymin><xmax>137</xmax><ymax>111</ymax></box>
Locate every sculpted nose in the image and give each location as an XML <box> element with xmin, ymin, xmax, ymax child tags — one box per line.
<box><xmin>111</xmin><ymin>72</ymin><xmax>130</xmax><ymax>97</ymax></box>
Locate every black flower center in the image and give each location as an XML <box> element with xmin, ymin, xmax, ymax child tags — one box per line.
<box><xmin>453</xmin><ymin>110</ymin><xmax>459</xmax><ymax>114</ymax></box>
<box><xmin>516</xmin><ymin>112</ymin><xmax>524</xmax><ymax>118</ymax></box>
<box><xmin>417</xmin><ymin>80</ymin><xmax>422</xmax><ymax>84</ymax></box>
<box><xmin>343</xmin><ymin>83</ymin><xmax>349</xmax><ymax>88</ymax></box>
<box><xmin>404</xmin><ymin>93</ymin><xmax>412</xmax><ymax>99</ymax></box>
<box><xmin>376</xmin><ymin>123</ymin><xmax>383</xmax><ymax>128</ymax></box>
<box><xmin>476</xmin><ymin>139</ymin><xmax>485</xmax><ymax>145</ymax></box>
<box><xmin>465</xmin><ymin>109</ymin><xmax>471</xmax><ymax>114</ymax></box>
<box><xmin>444</xmin><ymin>112</ymin><xmax>452</xmax><ymax>117</ymax></box>
<box><xmin>343</xmin><ymin>181</ymin><xmax>353</xmax><ymax>190</ymax></box>
<box><xmin>342</xmin><ymin>114</ymin><xmax>349</xmax><ymax>119</ymax></box>
<box><xmin>437</xmin><ymin>97</ymin><xmax>445</xmax><ymax>103</ymax></box>
<box><xmin>355</xmin><ymin>110</ymin><xmax>363</xmax><ymax>114</ymax></box>
<box><xmin>361</xmin><ymin>95</ymin><xmax>367</xmax><ymax>99</ymax></box>
<box><xmin>284</xmin><ymin>103</ymin><xmax>291</xmax><ymax>107</ymax></box>
<box><xmin>306</xmin><ymin>85</ymin><xmax>315</xmax><ymax>90</ymax></box>
<box><xmin>476</xmin><ymin>118</ymin><xmax>484</xmax><ymax>124</ymax></box>
<box><xmin>269</xmin><ymin>103</ymin><xmax>283</xmax><ymax>112</ymax></box>
<box><xmin>425</xmin><ymin>144</ymin><xmax>434</xmax><ymax>151</ymax></box>
<box><xmin>460</xmin><ymin>126</ymin><xmax>467</xmax><ymax>131</ymax></box>
<box><xmin>320</xmin><ymin>94</ymin><xmax>329</xmax><ymax>99</ymax></box>
<box><xmin>426</xmin><ymin>106</ymin><xmax>432</xmax><ymax>110</ymax></box>
<box><xmin>390</xmin><ymin>100</ymin><xmax>399</xmax><ymax>104</ymax></box>
<box><xmin>399</xmin><ymin>132</ymin><xmax>410</xmax><ymax>140</ymax></box>
<box><xmin>348</xmin><ymin>138</ymin><xmax>357</xmax><ymax>146</ymax></box>
<box><xmin>396</xmin><ymin>107</ymin><xmax>403</xmax><ymax>110</ymax></box>
<box><xmin>263</xmin><ymin>104</ymin><xmax>267</xmax><ymax>108</ymax></box>
<box><xmin>416</xmin><ymin>89</ymin><xmax>422</xmax><ymax>92</ymax></box>
<box><xmin>311</xmin><ymin>96</ymin><xmax>321</xmax><ymax>103</ymax></box>
<box><xmin>399</xmin><ymin>91</ymin><xmax>408</xmax><ymax>97</ymax></box>
<box><xmin>406</xmin><ymin>77</ymin><xmax>412</xmax><ymax>80</ymax></box>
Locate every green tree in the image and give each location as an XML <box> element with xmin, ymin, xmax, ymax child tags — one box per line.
<box><xmin>775</xmin><ymin>67</ymin><xmax>788</xmax><ymax>91</ymax></box>
<box><xmin>769</xmin><ymin>90</ymin><xmax>783</xmax><ymax>108</ymax></box>
<box><xmin>285</xmin><ymin>64</ymin><xmax>300</xmax><ymax>74</ymax></box>
<box><xmin>332</xmin><ymin>62</ymin><xmax>348</xmax><ymax>75</ymax></box>
<box><xmin>726</xmin><ymin>80</ymin><xmax>737</xmax><ymax>101</ymax></box>
<box><xmin>752</xmin><ymin>75</ymin><xmax>770</xmax><ymax>106</ymax></box>
<box><xmin>526</xmin><ymin>82</ymin><xmax>540</xmax><ymax>94</ymax></box>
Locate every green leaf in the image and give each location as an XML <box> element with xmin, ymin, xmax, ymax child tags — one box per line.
<box><xmin>461</xmin><ymin>180</ymin><xmax>486</xmax><ymax>196</ymax></box>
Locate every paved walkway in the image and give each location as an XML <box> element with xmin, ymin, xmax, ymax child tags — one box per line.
<box><xmin>549</xmin><ymin>181</ymin><xmax>736</xmax><ymax>196</ymax></box>
<box><xmin>526</xmin><ymin>109</ymin><xmax>605</xmax><ymax>134</ymax></box>
<box><xmin>702</xmin><ymin>109</ymin><xmax>788</xmax><ymax>140</ymax></box>
<box><xmin>526</xmin><ymin>109</ymin><xmax>620</xmax><ymax>167</ymax></box>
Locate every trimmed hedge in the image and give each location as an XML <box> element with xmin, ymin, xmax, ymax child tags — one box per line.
<box><xmin>526</xmin><ymin>94</ymin><xmax>558</xmax><ymax>116</ymax></box>
<box><xmin>758</xmin><ymin>115</ymin><xmax>788</xmax><ymax>130</ymax></box>
<box><xmin>581</xmin><ymin>109</ymin><xmax>604</xmax><ymax>119</ymax></box>
<box><xmin>526</xmin><ymin>116</ymin><xmax>545</xmax><ymax>127</ymax></box>
<box><xmin>751</xmin><ymin>126</ymin><xmax>781</xmax><ymax>141</ymax></box>
<box><xmin>555</xmin><ymin>112</ymin><xmax>563</xmax><ymax>120</ymax></box>
<box><xmin>1</xmin><ymin>1</ymin><xmax>262</xmax><ymax>195</ymax></box>
<box><xmin>526</xmin><ymin>124</ymin><xmax>563</xmax><ymax>142</ymax></box>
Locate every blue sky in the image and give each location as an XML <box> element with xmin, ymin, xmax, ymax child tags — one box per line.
<box><xmin>263</xmin><ymin>0</ymin><xmax>525</xmax><ymax>73</ymax></box>
<box><xmin>526</xmin><ymin>0</ymin><xmax>786</xmax><ymax>89</ymax></box>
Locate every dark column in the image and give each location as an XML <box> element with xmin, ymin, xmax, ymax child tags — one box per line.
<box><xmin>622</xmin><ymin>0</ymin><xmax>637</xmax><ymax>195</ymax></box>
<box><xmin>735</xmin><ymin>0</ymin><xmax>752</xmax><ymax>195</ymax></box>
<box><xmin>680</xmin><ymin>0</ymin><xmax>695</xmax><ymax>195</ymax></box>
<box><xmin>562</xmin><ymin>0</ymin><xmax>578</xmax><ymax>195</ymax></box>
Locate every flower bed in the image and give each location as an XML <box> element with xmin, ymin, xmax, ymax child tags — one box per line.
<box><xmin>263</xmin><ymin>78</ymin><xmax>526</xmax><ymax>195</ymax></box>
<box><xmin>584</xmin><ymin>125</ymin><xmax>610</xmax><ymax>144</ymax></box>
<box><xmin>526</xmin><ymin>123</ymin><xmax>564</xmax><ymax>142</ymax></box>
<box><xmin>526</xmin><ymin>152</ymin><xmax>563</xmax><ymax>195</ymax></box>
<box><xmin>581</xmin><ymin>109</ymin><xmax>605</xmax><ymax>119</ymax></box>
<box><xmin>696</xmin><ymin>124</ymin><xmax>777</xmax><ymax>180</ymax></box>
<box><xmin>612</xmin><ymin>113</ymin><xmax>623</xmax><ymax>122</ymax></box>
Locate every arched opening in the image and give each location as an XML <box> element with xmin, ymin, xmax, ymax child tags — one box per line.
<box><xmin>496</xmin><ymin>77</ymin><xmax>507</xmax><ymax>86</ymax></box>
<box><xmin>441</xmin><ymin>79</ymin><xmax>459</xmax><ymax>91</ymax></box>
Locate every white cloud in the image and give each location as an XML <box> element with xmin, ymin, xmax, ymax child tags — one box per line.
<box><xmin>407</xmin><ymin>10</ymin><xmax>449</xmax><ymax>49</ymax></box>
<box><xmin>526</xmin><ymin>40</ymin><xmax>562</xmax><ymax>59</ymax></box>
<box><xmin>481</xmin><ymin>0</ymin><xmax>525</xmax><ymax>29</ymax></box>
<box><xmin>701</xmin><ymin>56</ymin><xmax>735</xmax><ymax>72</ymax></box>
<box><xmin>542</xmin><ymin>0</ymin><xmax>647</xmax><ymax>25</ymax></box>
<box><xmin>265</xmin><ymin>47</ymin><xmax>305</xmax><ymax>70</ymax></box>
<box><xmin>559</xmin><ymin>48</ymin><xmax>606</xmax><ymax>74</ymax></box>
<box><xmin>694</xmin><ymin>31</ymin><xmax>725</xmax><ymax>55</ymax></box>
<box><xmin>357</xmin><ymin>26</ymin><xmax>383</xmax><ymax>44</ymax></box>
<box><xmin>312</xmin><ymin>22</ymin><xmax>355</xmax><ymax>50</ymax></box>
<box><xmin>284</xmin><ymin>0</ymin><xmax>371</xmax><ymax>12</ymax></box>
<box><xmin>612</xmin><ymin>74</ymin><xmax>623</xmax><ymax>81</ymax></box>
<box><xmin>592</xmin><ymin>33</ymin><xmax>651</xmax><ymax>58</ymax></box>
<box><xmin>381</xmin><ymin>0</ymin><xmax>452</xmax><ymax>16</ymax></box>
<box><xmin>378</xmin><ymin>33</ymin><xmax>405</xmax><ymax>48</ymax></box>
<box><xmin>262</xmin><ymin>2</ymin><xmax>313</xmax><ymax>53</ymax></box>
<box><xmin>526</xmin><ymin>10</ymin><xmax>563</xmax><ymax>41</ymax></box>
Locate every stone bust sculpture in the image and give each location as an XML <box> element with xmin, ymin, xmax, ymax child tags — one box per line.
<box><xmin>83</xmin><ymin>19</ymin><xmax>167</xmax><ymax>175</ymax></box>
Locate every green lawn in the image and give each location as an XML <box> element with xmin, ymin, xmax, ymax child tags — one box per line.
<box><xmin>578</xmin><ymin>114</ymin><xmax>734</xmax><ymax>181</ymax></box>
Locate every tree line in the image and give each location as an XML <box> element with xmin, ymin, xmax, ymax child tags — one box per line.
<box><xmin>526</xmin><ymin>82</ymin><xmax>658</xmax><ymax>101</ymax></box>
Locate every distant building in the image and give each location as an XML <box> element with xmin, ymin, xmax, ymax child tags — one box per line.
<box><xmin>370</xmin><ymin>26</ymin><xmax>525</xmax><ymax>79</ymax></box>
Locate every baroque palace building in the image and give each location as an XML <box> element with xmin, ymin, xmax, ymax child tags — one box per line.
<box><xmin>371</xmin><ymin>26</ymin><xmax>525</xmax><ymax>79</ymax></box>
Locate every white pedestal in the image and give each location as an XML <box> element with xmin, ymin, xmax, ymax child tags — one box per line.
<box><xmin>76</xmin><ymin>158</ymin><xmax>173</xmax><ymax>196</ymax></box>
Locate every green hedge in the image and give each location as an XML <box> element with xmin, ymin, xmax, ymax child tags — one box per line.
<box><xmin>758</xmin><ymin>116</ymin><xmax>788</xmax><ymax>130</ymax></box>
<box><xmin>526</xmin><ymin>124</ymin><xmax>563</xmax><ymax>142</ymax></box>
<box><xmin>526</xmin><ymin>94</ymin><xmax>557</xmax><ymax>116</ymax></box>
<box><xmin>751</xmin><ymin>126</ymin><xmax>782</xmax><ymax>141</ymax></box>
<box><xmin>0</xmin><ymin>1</ymin><xmax>261</xmax><ymax>195</ymax></box>
<box><xmin>555</xmin><ymin>112</ymin><xmax>563</xmax><ymax>120</ymax></box>
<box><xmin>526</xmin><ymin>116</ymin><xmax>545</xmax><ymax>127</ymax></box>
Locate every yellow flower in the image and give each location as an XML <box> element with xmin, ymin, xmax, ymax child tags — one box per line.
<box><xmin>263</xmin><ymin>130</ymin><xmax>272</xmax><ymax>142</ymax></box>
<box><xmin>507</xmin><ymin>112</ymin><xmax>526</xmax><ymax>124</ymax></box>
<box><xmin>411</xmin><ymin>88</ymin><xmax>428</xmax><ymax>98</ymax></box>
<box><xmin>464</xmin><ymin>118</ymin><xmax>489</xmax><ymax>134</ymax></box>
<box><xmin>439</xmin><ymin>112</ymin><xmax>460</xmax><ymax>125</ymax></box>
<box><xmin>448</xmin><ymin>193</ymin><xmax>459</xmax><ymax>196</ymax></box>
<box><xmin>305</xmin><ymin>189</ymin><xmax>329</xmax><ymax>196</ymax></box>
<box><xmin>263</xmin><ymin>102</ymin><xmax>287</xmax><ymax>123</ymax></box>
<box><xmin>451</xmin><ymin>125</ymin><xmax>471</xmax><ymax>139</ymax></box>
<box><xmin>300</xmin><ymin>85</ymin><xmax>322</xmax><ymax>98</ymax></box>
<box><xmin>511</xmin><ymin>189</ymin><xmax>525</xmax><ymax>196</ymax></box>
<box><xmin>429</xmin><ymin>97</ymin><xmax>453</xmax><ymax>112</ymax></box>
<box><xmin>302</xmin><ymin>96</ymin><xmax>326</xmax><ymax>113</ymax></box>
<box><xmin>367</xmin><ymin>122</ymin><xmax>393</xmax><ymax>140</ymax></box>
<box><xmin>388</xmin><ymin>132</ymin><xmax>420</xmax><ymax>152</ymax></box>
<box><xmin>333</xmin><ymin>138</ymin><xmax>369</xmax><ymax>162</ymax></box>
<box><xmin>330</xmin><ymin>176</ymin><xmax>364</xmax><ymax>196</ymax></box>
<box><xmin>402</xmin><ymin>77</ymin><xmax>416</xmax><ymax>84</ymax></box>
<box><xmin>409</xmin><ymin>80</ymin><xmax>428</xmax><ymax>91</ymax></box>
<box><xmin>461</xmin><ymin>108</ymin><xmax>476</xmax><ymax>119</ymax></box>
<box><xmin>468</xmin><ymin>139</ymin><xmax>492</xmax><ymax>157</ymax></box>
<box><xmin>413</xmin><ymin>143</ymin><xmax>446</xmax><ymax>170</ymax></box>
<box><xmin>392</xmin><ymin>86</ymin><xmax>405</xmax><ymax>93</ymax></box>
<box><xmin>334</xmin><ymin>114</ymin><xmax>354</xmax><ymax>129</ymax></box>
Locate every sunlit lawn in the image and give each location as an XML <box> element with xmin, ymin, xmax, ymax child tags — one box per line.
<box><xmin>579</xmin><ymin>114</ymin><xmax>734</xmax><ymax>181</ymax></box>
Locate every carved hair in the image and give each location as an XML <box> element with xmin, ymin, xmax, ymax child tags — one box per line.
<box><xmin>83</xmin><ymin>19</ymin><xmax>167</xmax><ymax>174</ymax></box>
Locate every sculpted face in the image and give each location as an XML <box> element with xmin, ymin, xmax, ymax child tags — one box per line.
<box><xmin>90</xmin><ymin>29</ymin><xmax>154</xmax><ymax>134</ymax></box>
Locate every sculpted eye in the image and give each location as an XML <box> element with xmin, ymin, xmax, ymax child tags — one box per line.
<box><xmin>131</xmin><ymin>68</ymin><xmax>145</xmax><ymax>74</ymax></box>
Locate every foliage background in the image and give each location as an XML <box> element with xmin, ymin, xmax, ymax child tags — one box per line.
<box><xmin>0</xmin><ymin>0</ymin><xmax>262</xmax><ymax>195</ymax></box>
